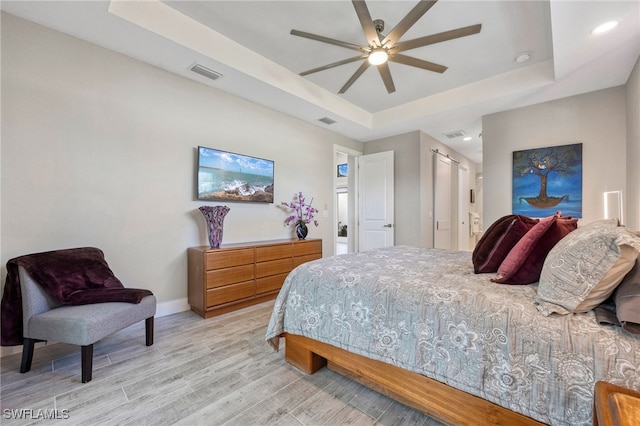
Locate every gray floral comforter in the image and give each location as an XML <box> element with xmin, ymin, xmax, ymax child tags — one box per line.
<box><xmin>265</xmin><ymin>246</ymin><xmax>640</xmax><ymax>426</ymax></box>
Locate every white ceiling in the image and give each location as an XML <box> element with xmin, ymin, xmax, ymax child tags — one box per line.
<box><xmin>2</xmin><ymin>1</ymin><xmax>639</xmax><ymax>163</ymax></box>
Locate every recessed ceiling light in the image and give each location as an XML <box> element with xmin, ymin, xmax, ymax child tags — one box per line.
<box><xmin>591</xmin><ymin>21</ymin><xmax>619</xmax><ymax>35</ymax></box>
<box><xmin>463</xmin><ymin>137</ymin><xmax>472</xmax><ymax>141</ymax></box>
<box><xmin>515</xmin><ymin>52</ymin><xmax>531</xmax><ymax>63</ymax></box>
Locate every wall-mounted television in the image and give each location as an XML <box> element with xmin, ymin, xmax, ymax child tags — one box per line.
<box><xmin>197</xmin><ymin>146</ymin><xmax>274</xmax><ymax>203</ymax></box>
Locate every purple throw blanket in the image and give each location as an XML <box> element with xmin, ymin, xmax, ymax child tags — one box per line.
<box><xmin>1</xmin><ymin>247</ymin><xmax>153</xmax><ymax>346</ymax></box>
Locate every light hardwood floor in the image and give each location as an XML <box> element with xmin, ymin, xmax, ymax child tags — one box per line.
<box><xmin>0</xmin><ymin>301</ymin><xmax>444</xmax><ymax>426</ymax></box>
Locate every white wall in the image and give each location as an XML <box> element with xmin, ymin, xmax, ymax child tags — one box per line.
<box><xmin>1</xmin><ymin>14</ymin><xmax>362</xmax><ymax>312</ymax></box>
<box><xmin>626</xmin><ymin>56</ymin><xmax>640</xmax><ymax>230</ymax></box>
<box><xmin>482</xmin><ymin>86</ymin><xmax>627</xmax><ymax>227</ymax></box>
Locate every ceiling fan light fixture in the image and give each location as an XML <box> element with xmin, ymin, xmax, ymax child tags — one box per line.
<box><xmin>291</xmin><ymin>0</ymin><xmax>482</xmax><ymax>94</ymax></box>
<box><xmin>368</xmin><ymin>48</ymin><xmax>388</xmax><ymax>65</ymax></box>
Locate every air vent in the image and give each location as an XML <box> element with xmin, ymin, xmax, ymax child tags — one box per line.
<box><xmin>318</xmin><ymin>117</ymin><xmax>337</xmax><ymax>125</ymax></box>
<box><xmin>189</xmin><ymin>63</ymin><xmax>223</xmax><ymax>81</ymax></box>
<box><xmin>443</xmin><ymin>130</ymin><xmax>466</xmax><ymax>139</ymax></box>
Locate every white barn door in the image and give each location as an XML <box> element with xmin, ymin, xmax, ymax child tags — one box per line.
<box><xmin>433</xmin><ymin>154</ymin><xmax>453</xmax><ymax>249</ymax></box>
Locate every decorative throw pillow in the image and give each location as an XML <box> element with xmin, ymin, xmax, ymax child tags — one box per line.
<box><xmin>492</xmin><ymin>213</ymin><xmax>578</xmax><ymax>285</ymax></box>
<box><xmin>535</xmin><ymin>221</ymin><xmax>640</xmax><ymax>316</ymax></box>
<box><xmin>575</xmin><ymin>244</ymin><xmax>638</xmax><ymax>312</ymax></box>
<box><xmin>472</xmin><ymin>215</ymin><xmax>539</xmax><ymax>273</ymax></box>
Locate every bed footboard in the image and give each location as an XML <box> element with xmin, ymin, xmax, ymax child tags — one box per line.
<box><xmin>283</xmin><ymin>333</ymin><xmax>544</xmax><ymax>426</ymax></box>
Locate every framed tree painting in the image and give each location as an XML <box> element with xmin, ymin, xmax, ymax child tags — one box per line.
<box><xmin>512</xmin><ymin>143</ymin><xmax>582</xmax><ymax>218</ymax></box>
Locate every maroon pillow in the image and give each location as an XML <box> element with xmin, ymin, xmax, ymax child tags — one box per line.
<box><xmin>472</xmin><ymin>215</ymin><xmax>539</xmax><ymax>273</ymax></box>
<box><xmin>492</xmin><ymin>213</ymin><xmax>578</xmax><ymax>284</ymax></box>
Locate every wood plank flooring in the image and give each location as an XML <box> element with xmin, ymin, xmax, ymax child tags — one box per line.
<box><xmin>0</xmin><ymin>301</ymin><xmax>444</xmax><ymax>426</ymax></box>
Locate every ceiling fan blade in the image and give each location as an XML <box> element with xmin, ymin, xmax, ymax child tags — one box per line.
<box><xmin>352</xmin><ymin>0</ymin><xmax>380</xmax><ymax>46</ymax></box>
<box><xmin>378</xmin><ymin>63</ymin><xmax>396</xmax><ymax>93</ymax></box>
<box><xmin>390</xmin><ymin>54</ymin><xmax>447</xmax><ymax>73</ymax></box>
<box><xmin>381</xmin><ymin>0</ymin><xmax>438</xmax><ymax>47</ymax></box>
<box><xmin>291</xmin><ymin>29</ymin><xmax>364</xmax><ymax>52</ymax></box>
<box><xmin>299</xmin><ymin>56</ymin><xmax>366</xmax><ymax>76</ymax></box>
<box><xmin>339</xmin><ymin>61</ymin><xmax>370</xmax><ymax>94</ymax></box>
<box><xmin>394</xmin><ymin>24</ymin><xmax>482</xmax><ymax>52</ymax></box>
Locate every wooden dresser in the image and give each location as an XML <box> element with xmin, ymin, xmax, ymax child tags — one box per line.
<box><xmin>187</xmin><ymin>238</ymin><xmax>322</xmax><ymax>318</ymax></box>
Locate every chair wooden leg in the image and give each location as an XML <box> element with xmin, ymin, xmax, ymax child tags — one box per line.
<box><xmin>145</xmin><ymin>317</ymin><xmax>154</xmax><ymax>346</ymax></box>
<box><xmin>81</xmin><ymin>344</ymin><xmax>93</xmax><ymax>383</ymax></box>
<box><xmin>20</xmin><ymin>338</ymin><xmax>37</xmax><ymax>373</ymax></box>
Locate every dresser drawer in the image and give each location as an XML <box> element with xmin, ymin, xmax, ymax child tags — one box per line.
<box><xmin>256</xmin><ymin>273</ymin><xmax>289</xmax><ymax>294</ymax></box>
<box><xmin>206</xmin><ymin>264</ymin><xmax>254</xmax><ymax>289</ymax></box>
<box><xmin>206</xmin><ymin>281</ymin><xmax>255</xmax><ymax>306</ymax></box>
<box><xmin>256</xmin><ymin>244</ymin><xmax>292</xmax><ymax>262</ymax></box>
<box><xmin>206</xmin><ymin>248</ymin><xmax>254</xmax><ymax>270</ymax></box>
<box><xmin>256</xmin><ymin>258</ymin><xmax>293</xmax><ymax>278</ymax></box>
<box><xmin>293</xmin><ymin>240</ymin><xmax>322</xmax><ymax>257</ymax></box>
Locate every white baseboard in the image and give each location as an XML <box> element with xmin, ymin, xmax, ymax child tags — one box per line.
<box><xmin>0</xmin><ymin>298</ymin><xmax>191</xmax><ymax>358</ymax></box>
<box><xmin>1</xmin><ymin>346</ymin><xmax>23</xmax><ymax>357</ymax></box>
<box><xmin>156</xmin><ymin>298</ymin><xmax>190</xmax><ymax>317</ymax></box>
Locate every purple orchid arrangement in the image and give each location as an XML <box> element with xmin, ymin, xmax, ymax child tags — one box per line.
<box><xmin>281</xmin><ymin>192</ymin><xmax>319</xmax><ymax>227</ymax></box>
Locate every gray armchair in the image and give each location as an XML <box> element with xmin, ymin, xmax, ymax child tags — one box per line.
<box><xmin>18</xmin><ymin>266</ymin><xmax>156</xmax><ymax>383</ymax></box>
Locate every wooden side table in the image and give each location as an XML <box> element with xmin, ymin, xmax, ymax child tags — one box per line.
<box><xmin>594</xmin><ymin>381</ymin><xmax>640</xmax><ymax>426</ymax></box>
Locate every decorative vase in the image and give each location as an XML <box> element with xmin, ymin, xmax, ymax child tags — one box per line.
<box><xmin>199</xmin><ymin>205</ymin><xmax>230</xmax><ymax>248</ymax></box>
<box><xmin>296</xmin><ymin>221</ymin><xmax>308</xmax><ymax>240</ymax></box>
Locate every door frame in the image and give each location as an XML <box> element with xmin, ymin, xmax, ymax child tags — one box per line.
<box><xmin>334</xmin><ymin>145</ymin><xmax>362</xmax><ymax>255</ymax></box>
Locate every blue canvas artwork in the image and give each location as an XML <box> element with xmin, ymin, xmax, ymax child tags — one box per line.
<box><xmin>512</xmin><ymin>143</ymin><xmax>582</xmax><ymax>218</ymax></box>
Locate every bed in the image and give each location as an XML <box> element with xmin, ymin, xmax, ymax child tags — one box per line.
<box><xmin>265</xmin><ymin>222</ymin><xmax>640</xmax><ymax>426</ymax></box>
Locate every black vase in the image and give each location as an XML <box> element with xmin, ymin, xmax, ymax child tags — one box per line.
<box><xmin>296</xmin><ymin>221</ymin><xmax>308</xmax><ymax>240</ymax></box>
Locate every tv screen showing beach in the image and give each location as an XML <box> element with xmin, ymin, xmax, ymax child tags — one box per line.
<box><xmin>197</xmin><ymin>146</ymin><xmax>274</xmax><ymax>203</ymax></box>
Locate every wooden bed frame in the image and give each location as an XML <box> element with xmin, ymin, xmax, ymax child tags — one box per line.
<box><xmin>283</xmin><ymin>333</ymin><xmax>545</xmax><ymax>426</ymax></box>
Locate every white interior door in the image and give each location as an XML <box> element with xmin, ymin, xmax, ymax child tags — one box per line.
<box><xmin>433</xmin><ymin>155</ymin><xmax>452</xmax><ymax>249</ymax></box>
<box><xmin>358</xmin><ymin>151</ymin><xmax>394</xmax><ymax>251</ymax></box>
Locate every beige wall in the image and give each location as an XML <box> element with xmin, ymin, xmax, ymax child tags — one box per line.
<box><xmin>626</xmin><ymin>56</ymin><xmax>640</xmax><ymax>230</ymax></box>
<box><xmin>1</xmin><ymin>14</ymin><xmax>362</xmax><ymax>314</ymax></box>
<box><xmin>482</xmin><ymin>86</ymin><xmax>628</xmax><ymax>227</ymax></box>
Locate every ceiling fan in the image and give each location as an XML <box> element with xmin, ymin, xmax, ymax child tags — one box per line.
<box><xmin>291</xmin><ymin>0</ymin><xmax>481</xmax><ymax>94</ymax></box>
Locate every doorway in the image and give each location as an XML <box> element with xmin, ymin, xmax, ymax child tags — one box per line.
<box><xmin>336</xmin><ymin>188</ymin><xmax>348</xmax><ymax>255</ymax></box>
<box><xmin>334</xmin><ymin>146</ymin><xmax>361</xmax><ymax>255</ymax></box>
